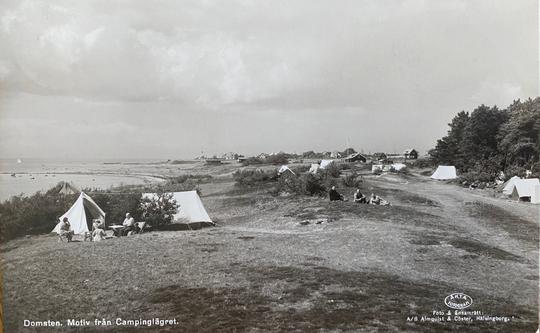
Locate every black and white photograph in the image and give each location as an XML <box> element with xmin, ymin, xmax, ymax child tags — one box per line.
<box><xmin>0</xmin><ymin>0</ymin><xmax>539</xmax><ymax>332</ymax></box>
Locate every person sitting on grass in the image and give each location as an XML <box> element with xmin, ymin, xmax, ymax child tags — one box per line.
<box><xmin>58</xmin><ymin>217</ymin><xmax>74</xmax><ymax>242</ymax></box>
<box><xmin>329</xmin><ymin>186</ymin><xmax>345</xmax><ymax>201</ymax></box>
<box><xmin>369</xmin><ymin>193</ymin><xmax>390</xmax><ymax>206</ymax></box>
<box><xmin>369</xmin><ymin>193</ymin><xmax>380</xmax><ymax>205</ymax></box>
<box><xmin>353</xmin><ymin>188</ymin><xmax>367</xmax><ymax>203</ymax></box>
<box><xmin>122</xmin><ymin>212</ymin><xmax>136</xmax><ymax>236</ymax></box>
<box><xmin>92</xmin><ymin>225</ymin><xmax>106</xmax><ymax>242</ymax></box>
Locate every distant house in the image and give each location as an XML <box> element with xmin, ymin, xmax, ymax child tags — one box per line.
<box><xmin>257</xmin><ymin>153</ymin><xmax>269</xmax><ymax>160</ymax></box>
<box><xmin>221</xmin><ymin>152</ymin><xmax>239</xmax><ymax>160</ymax></box>
<box><xmin>330</xmin><ymin>151</ymin><xmax>342</xmax><ymax>158</ymax></box>
<box><xmin>344</xmin><ymin>153</ymin><xmax>367</xmax><ymax>163</ymax></box>
<box><xmin>404</xmin><ymin>148</ymin><xmax>418</xmax><ymax>159</ymax></box>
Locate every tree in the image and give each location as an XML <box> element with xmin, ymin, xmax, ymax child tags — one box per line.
<box><xmin>140</xmin><ymin>193</ymin><xmax>178</xmax><ymax>226</ymax></box>
<box><xmin>497</xmin><ymin>98</ymin><xmax>540</xmax><ymax>169</ymax></box>
<box><xmin>429</xmin><ymin>111</ymin><xmax>469</xmax><ymax>168</ymax></box>
<box><xmin>459</xmin><ymin>105</ymin><xmax>508</xmax><ymax>170</ymax></box>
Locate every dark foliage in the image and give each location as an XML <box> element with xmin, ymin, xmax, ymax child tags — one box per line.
<box><xmin>0</xmin><ymin>183</ymin><xmax>76</xmax><ymax>241</ymax></box>
<box><xmin>429</xmin><ymin>98</ymin><xmax>540</xmax><ymax>180</ymax></box>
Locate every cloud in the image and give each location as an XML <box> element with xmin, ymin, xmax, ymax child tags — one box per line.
<box><xmin>0</xmin><ymin>0</ymin><xmax>537</xmax><ymax>158</ymax></box>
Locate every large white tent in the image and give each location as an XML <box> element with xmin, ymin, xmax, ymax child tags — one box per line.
<box><xmin>532</xmin><ymin>184</ymin><xmax>540</xmax><ymax>204</ymax></box>
<box><xmin>430</xmin><ymin>166</ymin><xmax>457</xmax><ymax>180</ymax></box>
<box><xmin>52</xmin><ymin>192</ymin><xmax>106</xmax><ymax>235</ymax></box>
<box><xmin>501</xmin><ymin>176</ymin><xmax>521</xmax><ymax>195</ymax></box>
<box><xmin>510</xmin><ymin>178</ymin><xmax>540</xmax><ymax>202</ymax></box>
<box><xmin>142</xmin><ymin>191</ymin><xmax>213</xmax><ymax>224</ymax></box>
<box><xmin>308</xmin><ymin>164</ymin><xmax>320</xmax><ymax>174</ymax></box>
<box><xmin>278</xmin><ymin>165</ymin><xmax>295</xmax><ymax>175</ymax></box>
<box><xmin>319</xmin><ymin>160</ymin><xmax>334</xmax><ymax>169</ymax></box>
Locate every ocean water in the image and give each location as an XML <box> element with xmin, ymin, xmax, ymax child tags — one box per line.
<box><xmin>0</xmin><ymin>158</ymin><xmax>166</xmax><ymax>202</ymax></box>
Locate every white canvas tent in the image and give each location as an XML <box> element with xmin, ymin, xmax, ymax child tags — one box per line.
<box><xmin>532</xmin><ymin>185</ymin><xmax>540</xmax><ymax>204</ymax></box>
<box><xmin>510</xmin><ymin>178</ymin><xmax>540</xmax><ymax>202</ymax></box>
<box><xmin>308</xmin><ymin>164</ymin><xmax>319</xmax><ymax>174</ymax></box>
<box><xmin>430</xmin><ymin>166</ymin><xmax>457</xmax><ymax>180</ymax></box>
<box><xmin>278</xmin><ymin>165</ymin><xmax>295</xmax><ymax>175</ymax></box>
<box><xmin>501</xmin><ymin>176</ymin><xmax>521</xmax><ymax>195</ymax></box>
<box><xmin>319</xmin><ymin>160</ymin><xmax>334</xmax><ymax>170</ymax></box>
<box><xmin>52</xmin><ymin>192</ymin><xmax>105</xmax><ymax>235</ymax></box>
<box><xmin>391</xmin><ymin>163</ymin><xmax>407</xmax><ymax>171</ymax></box>
<box><xmin>58</xmin><ymin>181</ymin><xmax>80</xmax><ymax>195</ymax></box>
<box><xmin>142</xmin><ymin>191</ymin><xmax>213</xmax><ymax>224</ymax></box>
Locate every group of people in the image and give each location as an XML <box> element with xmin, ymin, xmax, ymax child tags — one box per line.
<box><xmin>56</xmin><ymin>212</ymin><xmax>140</xmax><ymax>242</ymax></box>
<box><xmin>329</xmin><ymin>186</ymin><xmax>390</xmax><ymax>206</ymax></box>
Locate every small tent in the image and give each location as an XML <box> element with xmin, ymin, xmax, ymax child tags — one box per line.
<box><xmin>308</xmin><ymin>164</ymin><xmax>320</xmax><ymax>174</ymax></box>
<box><xmin>58</xmin><ymin>181</ymin><xmax>80</xmax><ymax>195</ymax></box>
<box><xmin>391</xmin><ymin>163</ymin><xmax>407</xmax><ymax>171</ymax></box>
<box><xmin>501</xmin><ymin>176</ymin><xmax>521</xmax><ymax>195</ymax></box>
<box><xmin>372</xmin><ymin>165</ymin><xmax>383</xmax><ymax>173</ymax></box>
<box><xmin>510</xmin><ymin>179</ymin><xmax>540</xmax><ymax>202</ymax></box>
<box><xmin>319</xmin><ymin>160</ymin><xmax>334</xmax><ymax>170</ymax></box>
<box><xmin>431</xmin><ymin>166</ymin><xmax>457</xmax><ymax>180</ymax></box>
<box><xmin>52</xmin><ymin>192</ymin><xmax>106</xmax><ymax>235</ymax></box>
<box><xmin>142</xmin><ymin>191</ymin><xmax>213</xmax><ymax>224</ymax></box>
<box><xmin>278</xmin><ymin>165</ymin><xmax>295</xmax><ymax>176</ymax></box>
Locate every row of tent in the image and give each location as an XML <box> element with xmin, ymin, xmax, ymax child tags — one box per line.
<box><xmin>52</xmin><ymin>190</ymin><xmax>213</xmax><ymax>235</ymax></box>
<box><xmin>430</xmin><ymin>166</ymin><xmax>540</xmax><ymax>203</ymax></box>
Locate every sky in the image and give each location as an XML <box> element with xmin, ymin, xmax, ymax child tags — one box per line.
<box><xmin>0</xmin><ymin>0</ymin><xmax>538</xmax><ymax>159</ymax></box>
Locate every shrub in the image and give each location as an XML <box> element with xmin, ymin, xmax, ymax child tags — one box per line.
<box><xmin>266</xmin><ymin>153</ymin><xmax>289</xmax><ymax>165</ymax></box>
<box><xmin>302</xmin><ymin>174</ymin><xmax>327</xmax><ymax>196</ymax></box>
<box><xmin>342</xmin><ymin>171</ymin><xmax>362</xmax><ymax>188</ymax></box>
<box><xmin>322</xmin><ymin>163</ymin><xmax>342</xmax><ymax>178</ymax></box>
<box><xmin>276</xmin><ymin>174</ymin><xmax>303</xmax><ymax>195</ymax></box>
<box><xmin>90</xmin><ymin>191</ymin><xmax>143</xmax><ymax>225</ymax></box>
<box><xmin>0</xmin><ymin>184</ymin><xmax>76</xmax><ymax>241</ymax></box>
<box><xmin>233</xmin><ymin>169</ymin><xmax>278</xmax><ymax>186</ymax></box>
<box><xmin>241</xmin><ymin>157</ymin><xmax>264</xmax><ymax>166</ymax></box>
<box><xmin>139</xmin><ymin>193</ymin><xmax>178</xmax><ymax>226</ymax></box>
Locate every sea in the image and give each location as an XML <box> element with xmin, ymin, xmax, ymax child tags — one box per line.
<box><xmin>0</xmin><ymin>158</ymin><xmax>168</xmax><ymax>202</ymax></box>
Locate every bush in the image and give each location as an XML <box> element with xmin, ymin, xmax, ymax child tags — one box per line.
<box><xmin>90</xmin><ymin>191</ymin><xmax>143</xmax><ymax>225</ymax></box>
<box><xmin>139</xmin><ymin>193</ymin><xmax>178</xmax><ymax>226</ymax></box>
<box><xmin>302</xmin><ymin>174</ymin><xmax>327</xmax><ymax>195</ymax></box>
<box><xmin>321</xmin><ymin>163</ymin><xmax>342</xmax><ymax>178</ymax></box>
<box><xmin>0</xmin><ymin>184</ymin><xmax>77</xmax><ymax>241</ymax></box>
<box><xmin>233</xmin><ymin>169</ymin><xmax>278</xmax><ymax>186</ymax></box>
<box><xmin>410</xmin><ymin>157</ymin><xmax>434</xmax><ymax>169</ymax></box>
<box><xmin>342</xmin><ymin>171</ymin><xmax>362</xmax><ymax>188</ymax></box>
<box><xmin>266</xmin><ymin>153</ymin><xmax>289</xmax><ymax>165</ymax></box>
<box><xmin>275</xmin><ymin>173</ymin><xmax>303</xmax><ymax>195</ymax></box>
<box><xmin>241</xmin><ymin>157</ymin><xmax>264</xmax><ymax>166</ymax></box>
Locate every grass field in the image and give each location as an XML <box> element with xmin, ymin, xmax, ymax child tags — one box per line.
<box><xmin>3</xmin><ymin>167</ymin><xmax>539</xmax><ymax>332</ymax></box>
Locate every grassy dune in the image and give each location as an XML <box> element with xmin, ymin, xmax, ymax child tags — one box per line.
<box><xmin>3</xmin><ymin>169</ymin><xmax>538</xmax><ymax>332</ymax></box>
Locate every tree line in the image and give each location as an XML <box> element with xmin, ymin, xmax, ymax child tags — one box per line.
<box><xmin>429</xmin><ymin>98</ymin><xmax>540</xmax><ymax>181</ymax></box>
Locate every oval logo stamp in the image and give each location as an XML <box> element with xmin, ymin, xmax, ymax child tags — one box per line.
<box><xmin>444</xmin><ymin>293</ymin><xmax>473</xmax><ymax>309</ymax></box>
